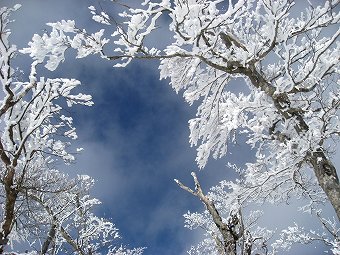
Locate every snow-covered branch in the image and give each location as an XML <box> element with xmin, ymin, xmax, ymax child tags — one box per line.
<box><xmin>0</xmin><ymin>5</ymin><xmax>143</xmax><ymax>254</ymax></box>
<box><xmin>16</xmin><ymin>0</ymin><xmax>340</xmax><ymax>254</ymax></box>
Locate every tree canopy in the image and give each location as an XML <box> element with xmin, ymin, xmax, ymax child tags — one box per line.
<box><xmin>1</xmin><ymin>0</ymin><xmax>339</xmax><ymax>254</ymax></box>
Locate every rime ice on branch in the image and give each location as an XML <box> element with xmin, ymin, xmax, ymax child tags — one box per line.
<box><xmin>0</xmin><ymin>5</ymin><xmax>143</xmax><ymax>254</ymax></box>
<box><xmin>21</xmin><ymin>0</ymin><xmax>339</xmax><ymax>254</ymax></box>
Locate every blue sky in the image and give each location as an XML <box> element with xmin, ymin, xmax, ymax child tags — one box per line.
<box><xmin>1</xmin><ymin>1</ymin><xmax>337</xmax><ymax>254</ymax></box>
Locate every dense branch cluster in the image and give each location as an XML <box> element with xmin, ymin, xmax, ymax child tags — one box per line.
<box><xmin>3</xmin><ymin>0</ymin><xmax>339</xmax><ymax>254</ymax></box>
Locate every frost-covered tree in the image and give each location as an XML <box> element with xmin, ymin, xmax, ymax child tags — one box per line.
<box><xmin>18</xmin><ymin>0</ymin><xmax>339</xmax><ymax>254</ymax></box>
<box><xmin>0</xmin><ymin>5</ymin><xmax>143</xmax><ymax>254</ymax></box>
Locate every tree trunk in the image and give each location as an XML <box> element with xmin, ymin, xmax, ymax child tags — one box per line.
<box><xmin>41</xmin><ymin>222</ymin><xmax>57</xmax><ymax>254</ymax></box>
<box><xmin>309</xmin><ymin>150</ymin><xmax>340</xmax><ymax>220</ymax></box>
<box><xmin>0</xmin><ymin>166</ymin><xmax>18</xmax><ymax>253</ymax></box>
